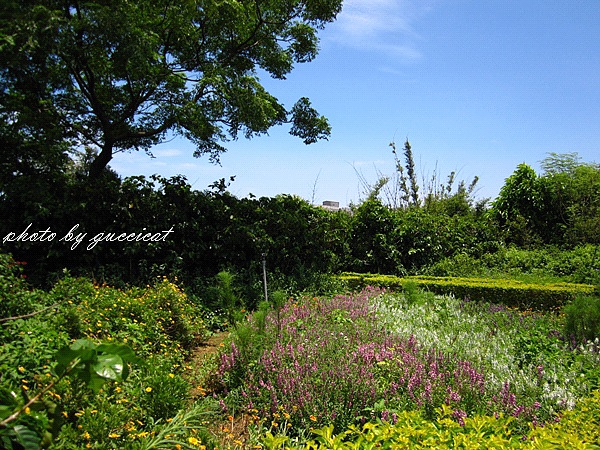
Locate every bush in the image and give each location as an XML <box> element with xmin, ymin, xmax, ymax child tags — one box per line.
<box><xmin>0</xmin><ymin>253</ymin><xmax>45</xmax><ymax>319</ymax></box>
<box><xmin>564</xmin><ymin>295</ymin><xmax>600</xmax><ymax>345</ymax></box>
<box><xmin>0</xmin><ymin>272</ymin><xmax>215</xmax><ymax>448</ymax></box>
<box><xmin>261</xmin><ymin>392</ymin><xmax>600</xmax><ymax>449</ymax></box>
<box><xmin>338</xmin><ymin>272</ymin><xmax>594</xmax><ymax>310</ymax></box>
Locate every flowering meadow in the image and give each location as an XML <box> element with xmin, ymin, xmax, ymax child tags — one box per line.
<box><xmin>217</xmin><ymin>286</ymin><xmax>600</xmax><ymax>447</ymax></box>
<box><xmin>2</xmin><ymin>249</ymin><xmax>600</xmax><ymax>448</ymax></box>
<box><xmin>0</xmin><ymin>253</ymin><xmax>220</xmax><ymax>449</ymax></box>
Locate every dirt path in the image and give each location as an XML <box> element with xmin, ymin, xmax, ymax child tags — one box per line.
<box><xmin>193</xmin><ymin>331</ymin><xmax>230</xmax><ymax>360</ymax></box>
<box><xmin>187</xmin><ymin>331</ymin><xmax>230</xmax><ymax>399</ymax></box>
<box><xmin>188</xmin><ymin>331</ymin><xmax>258</xmax><ymax>447</ymax></box>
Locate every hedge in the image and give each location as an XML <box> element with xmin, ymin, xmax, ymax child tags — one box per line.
<box><xmin>338</xmin><ymin>273</ymin><xmax>595</xmax><ymax>310</ymax></box>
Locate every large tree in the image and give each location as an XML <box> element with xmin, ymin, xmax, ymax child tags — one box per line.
<box><xmin>1</xmin><ymin>0</ymin><xmax>340</xmax><ymax>178</ymax></box>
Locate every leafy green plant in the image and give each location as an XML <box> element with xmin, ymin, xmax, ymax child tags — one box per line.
<box><xmin>564</xmin><ymin>295</ymin><xmax>600</xmax><ymax>345</ymax></box>
<box><xmin>137</xmin><ymin>358</ymin><xmax>190</xmax><ymax>421</ymax></box>
<box><xmin>0</xmin><ymin>339</ymin><xmax>141</xmax><ymax>449</ymax></box>
<box><xmin>261</xmin><ymin>397</ymin><xmax>600</xmax><ymax>449</ymax></box>
<box><xmin>0</xmin><ymin>254</ymin><xmax>44</xmax><ymax>320</ymax></box>
<box><xmin>212</xmin><ymin>271</ymin><xmax>244</xmax><ymax>328</ymax></box>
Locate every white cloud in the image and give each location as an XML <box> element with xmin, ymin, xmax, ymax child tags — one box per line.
<box><xmin>328</xmin><ymin>0</ymin><xmax>433</xmax><ymax>62</ymax></box>
<box><xmin>336</xmin><ymin>0</ymin><xmax>413</xmax><ymax>37</ymax></box>
<box><xmin>151</xmin><ymin>148</ymin><xmax>183</xmax><ymax>158</ymax></box>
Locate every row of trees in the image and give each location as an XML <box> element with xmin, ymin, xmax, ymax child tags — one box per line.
<box><xmin>2</xmin><ymin>141</ymin><xmax>598</xmax><ymax>302</ymax></box>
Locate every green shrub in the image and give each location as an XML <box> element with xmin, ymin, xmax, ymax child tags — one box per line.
<box><xmin>528</xmin><ymin>389</ymin><xmax>600</xmax><ymax>447</ymax></box>
<box><xmin>427</xmin><ymin>245</ymin><xmax>600</xmax><ymax>285</ymax></box>
<box><xmin>564</xmin><ymin>295</ymin><xmax>600</xmax><ymax>345</ymax></box>
<box><xmin>0</xmin><ymin>253</ymin><xmax>45</xmax><ymax>319</ymax></box>
<box><xmin>338</xmin><ymin>272</ymin><xmax>595</xmax><ymax>310</ymax></box>
<box><xmin>261</xmin><ymin>392</ymin><xmax>600</xmax><ymax>449</ymax></box>
<box><xmin>137</xmin><ymin>358</ymin><xmax>191</xmax><ymax>421</ymax></box>
<box><xmin>1</xmin><ymin>274</ymin><xmax>214</xmax><ymax>448</ymax></box>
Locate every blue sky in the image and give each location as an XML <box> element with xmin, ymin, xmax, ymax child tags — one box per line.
<box><xmin>111</xmin><ymin>1</ymin><xmax>600</xmax><ymax>207</ymax></box>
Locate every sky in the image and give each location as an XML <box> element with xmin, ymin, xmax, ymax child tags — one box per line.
<box><xmin>111</xmin><ymin>1</ymin><xmax>600</xmax><ymax>207</ymax></box>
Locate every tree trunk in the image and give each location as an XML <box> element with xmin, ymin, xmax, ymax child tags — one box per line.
<box><xmin>89</xmin><ymin>144</ymin><xmax>113</xmax><ymax>178</ymax></box>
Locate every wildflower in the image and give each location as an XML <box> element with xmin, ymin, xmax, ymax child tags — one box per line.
<box><xmin>109</xmin><ymin>433</ymin><xmax>120</xmax><ymax>438</ymax></box>
<box><xmin>145</xmin><ymin>387</ymin><xmax>152</xmax><ymax>393</ymax></box>
<box><xmin>83</xmin><ymin>431</ymin><xmax>91</xmax><ymax>440</ymax></box>
<box><xmin>18</xmin><ymin>366</ymin><xmax>26</xmax><ymax>373</ymax></box>
<box><xmin>309</xmin><ymin>415</ymin><xmax>317</xmax><ymax>422</ymax></box>
<box><xmin>169</xmin><ymin>373</ymin><xmax>175</xmax><ymax>378</ymax></box>
<box><xmin>188</xmin><ymin>436</ymin><xmax>200</xmax><ymax>445</ymax></box>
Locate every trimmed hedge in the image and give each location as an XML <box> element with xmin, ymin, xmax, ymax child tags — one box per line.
<box><xmin>338</xmin><ymin>272</ymin><xmax>595</xmax><ymax>310</ymax></box>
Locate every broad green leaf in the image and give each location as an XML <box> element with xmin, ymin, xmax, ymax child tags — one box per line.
<box><xmin>10</xmin><ymin>424</ymin><xmax>41</xmax><ymax>450</ymax></box>
<box><xmin>93</xmin><ymin>353</ymin><xmax>124</xmax><ymax>381</ymax></box>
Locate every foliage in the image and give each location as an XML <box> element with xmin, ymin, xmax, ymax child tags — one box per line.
<box><xmin>261</xmin><ymin>394</ymin><xmax>600</xmax><ymax>449</ymax></box>
<box><xmin>0</xmin><ymin>255</ymin><xmax>216</xmax><ymax>448</ymax></box>
<box><xmin>346</xmin><ymin>198</ymin><xmax>499</xmax><ymax>275</ymax></box>
<box><xmin>492</xmin><ymin>163</ymin><xmax>544</xmax><ymax>247</ymax></box>
<box><xmin>0</xmin><ymin>339</ymin><xmax>141</xmax><ymax>449</ymax></box>
<box><xmin>564</xmin><ymin>295</ymin><xmax>600</xmax><ymax>345</ymax></box>
<box><xmin>425</xmin><ymin>244</ymin><xmax>600</xmax><ymax>285</ymax></box>
<box><xmin>0</xmin><ymin>173</ymin><xmax>351</xmax><ymax>302</ymax></box>
<box><xmin>338</xmin><ymin>272</ymin><xmax>594</xmax><ymax>310</ymax></box>
<box><xmin>1</xmin><ymin>0</ymin><xmax>340</xmax><ymax>178</ymax></box>
<box><xmin>217</xmin><ymin>288</ymin><xmax>600</xmax><ymax>440</ymax></box>
<box><xmin>491</xmin><ymin>154</ymin><xmax>600</xmax><ymax>247</ymax></box>
<box><xmin>0</xmin><ymin>254</ymin><xmax>45</xmax><ymax>319</ymax></box>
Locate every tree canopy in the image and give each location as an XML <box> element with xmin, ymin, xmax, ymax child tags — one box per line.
<box><xmin>0</xmin><ymin>0</ymin><xmax>341</xmax><ymax>177</ymax></box>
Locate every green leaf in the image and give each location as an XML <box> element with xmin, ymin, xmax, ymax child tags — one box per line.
<box><xmin>10</xmin><ymin>424</ymin><xmax>41</xmax><ymax>450</ymax></box>
<box><xmin>93</xmin><ymin>353</ymin><xmax>124</xmax><ymax>381</ymax></box>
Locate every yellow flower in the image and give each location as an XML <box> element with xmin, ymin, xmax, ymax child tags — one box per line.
<box><xmin>145</xmin><ymin>387</ymin><xmax>152</xmax><ymax>393</ymax></box>
<box><xmin>168</xmin><ymin>373</ymin><xmax>175</xmax><ymax>378</ymax></box>
<box><xmin>18</xmin><ymin>367</ymin><xmax>26</xmax><ymax>373</ymax></box>
<box><xmin>188</xmin><ymin>436</ymin><xmax>200</xmax><ymax>446</ymax></box>
<box><xmin>83</xmin><ymin>431</ymin><xmax>91</xmax><ymax>440</ymax></box>
<box><xmin>109</xmin><ymin>433</ymin><xmax>120</xmax><ymax>438</ymax></box>
<box><xmin>309</xmin><ymin>415</ymin><xmax>317</xmax><ymax>422</ymax></box>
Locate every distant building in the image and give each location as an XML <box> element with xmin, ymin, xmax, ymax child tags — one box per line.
<box><xmin>321</xmin><ymin>200</ymin><xmax>340</xmax><ymax>211</ymax></box>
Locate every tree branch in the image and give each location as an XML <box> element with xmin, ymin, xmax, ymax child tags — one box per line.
<box><xmin>0</xmin><ymin>303</ymin><xmax>60</xmax><ymax>323</ymax></box>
